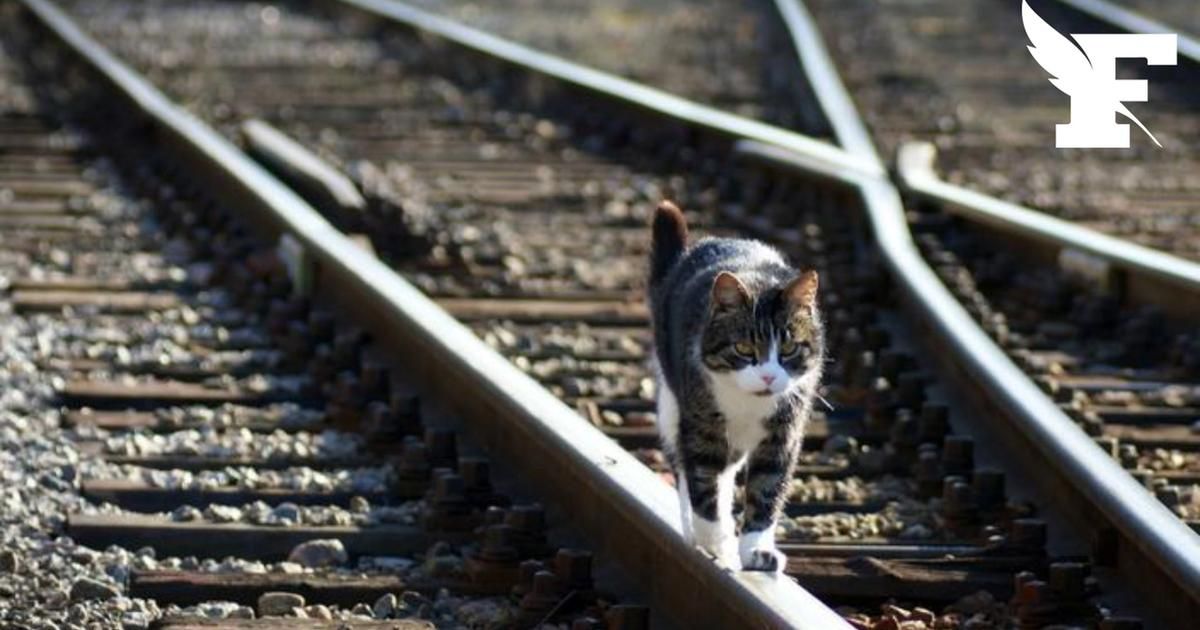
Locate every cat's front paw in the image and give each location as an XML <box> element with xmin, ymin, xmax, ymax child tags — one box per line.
<box><xmin>693</xmin><ymin>518</ymin><xmax>741</xmax><ymax>570</ymax></box>
<box><xmin>741</xmin><ymin>547</ymin><xmax>786</xmax><ymax>573</ymax></box>
<box><xmin>698</xmin><ymin>537</ymin><xmax>741</xmax><ymax>570</ymax></box>
<box><xmin>740</xmin><ymin>528</ymin><xmax>786</xmax><ymax>573</ymax></box>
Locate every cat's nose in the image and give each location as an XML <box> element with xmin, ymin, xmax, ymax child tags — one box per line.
<box><xmin>761</xmin><ymin>375</ymin><xmax>776</xmax><ymax>385</ymax></box>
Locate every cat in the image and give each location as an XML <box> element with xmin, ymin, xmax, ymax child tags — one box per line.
<box><xmin>647</xmin><ymin>200</ymin><xmax>824</xmax><ymax>572</ymax></box>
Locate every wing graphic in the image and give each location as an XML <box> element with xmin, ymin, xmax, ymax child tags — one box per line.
<box><xmin>1023</xmin><ymin>0</ymin><xmax>1092</xmax><ymax>95</ymax></box>
<box><xmin>1022</xmin><ymin>0</ymin><xmax>1161</xmax><ymax>147</ymax></box>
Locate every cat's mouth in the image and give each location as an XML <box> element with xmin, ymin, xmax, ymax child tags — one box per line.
<box><xmin>751</xmin><ymin>389</ymin><xmax>774</xmax><ymax>397</ymax></box>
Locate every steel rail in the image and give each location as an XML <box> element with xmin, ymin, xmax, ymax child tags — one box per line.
<box><xmin>740</xmin><ymin>138</ymin><xmax>1200</xmax><ymax>617</ymax></box>
<box><xmin>762</xmin><ymin>0</ymin><xmax>1200</xmax><ymax>618</ymax></box>
<box><xmin>15</xmin><ymin>0</ymin><xmax>854</xmax><ymax>627</ymax></box>
<box><xmin>771</xmin><ymin>0</ymin><xmax>881</xmax><ymax>168</ymax></box>
<box><xmin>330</xmin><ymin>0</ymin><xmax>882</xmax><ymax>181</ymax></box>
<box><xmin>241</xmin><ymin>118</ymin><xmax>367</xmax><ymax>218</ymax></box>
<box><xmin>1055</xmin><ymin>0</ymin><xmax>1200</xmax><ymax>63</ymax></box>
<box><xmin>897</xmin><ymin>141</ymin><xmax>1200</xmax><ymax>318</ymax></box>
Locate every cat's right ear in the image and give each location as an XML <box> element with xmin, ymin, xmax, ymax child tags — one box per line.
<box><xmin>711</xmin><ymin>272</ymin><xmax>750</xmax><ymax>311</ymax></box>
<box><xmin>784</xmin><ymin>270</ymin><xmax>819</xmax><ymax>312</ymax></box>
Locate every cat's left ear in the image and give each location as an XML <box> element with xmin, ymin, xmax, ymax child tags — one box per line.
<box><xmin>712</xmin><ymin>271</ymin><xmax>751</xmax><ymax>312</ymax></box>
<box><xmin>784</xmin><ymin>270</ymin><xmax>819</xmax><ymax>312</ymax></box>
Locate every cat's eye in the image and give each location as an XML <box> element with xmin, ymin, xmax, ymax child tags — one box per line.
<box><xmin>733</xmin><ymin>341</ymin><xmax>755</xmax><ymax>357</ymax></box>
<box><xmin>780</xmin><ymin>338</ymin><xmax>802</xmax><ymax>357</ymax></box>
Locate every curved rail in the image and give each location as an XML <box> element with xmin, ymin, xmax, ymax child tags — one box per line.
<box><xmin>1055</xmin><ymin>0</ymin><xmax>1200</xmax><ymax>62</ymax></box>
<box><xmin>765</xmin><ymin>0</ymin><xmax>1200</xmax><ymax>618</ymax></box>
<box><xmin>897</xmin><ymin>141</ymin><xmax>1200</xmax><ymax>318</ymax></box>
<box><xmin>739</xmin><ymin>138</ymin><xmax>1200</xmax><ymax>616</ymax></box>
<box><xmin>33</xmin><ymin>0</ymin><xmax>1200</xmax><ymax>620</ymax></box>
<box><xmin>16</xmin><ymin>0</ymin><xmax>852</xmax><ymax>627</ymax></box>
<box><xmin>334</xmin><ymin>0</ymin><xmax>882</xmax><ymax>181</ymax></box>
<box><xmin>771</xmin><ymin>0</ymin><xmax>880</xmax><ymax>167</ymax></box>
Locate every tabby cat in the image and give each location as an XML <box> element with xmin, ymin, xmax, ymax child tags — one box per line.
<box><xmin>647</xmin><ymin>200</ymin><xmax>824</xmax><ymax>572</ymax></box>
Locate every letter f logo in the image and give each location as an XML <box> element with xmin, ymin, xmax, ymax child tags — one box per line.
<box><xmin>1023</xmin><ymin>0</ymin><xmax>1176</xmax><ymax>148</ymax></box>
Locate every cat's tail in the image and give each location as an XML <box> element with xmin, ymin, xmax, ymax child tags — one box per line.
<box><xmin>649</xmin><ymin>200</ymin><xmax>689</xmax><ymax>287</ymax></box>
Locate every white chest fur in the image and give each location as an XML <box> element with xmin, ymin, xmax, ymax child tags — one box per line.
<box><xmin>708</xmin><ymin>371</ymin><xmax>775</xmax><ymax>456</ymax></box>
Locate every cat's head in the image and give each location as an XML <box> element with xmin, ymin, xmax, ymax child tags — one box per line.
<box><xmin>700</xmin><ymin>270</ymin><xmax>822</xmax><ymax>397</ymax></box>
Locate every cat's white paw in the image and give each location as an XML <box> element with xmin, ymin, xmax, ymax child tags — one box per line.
<box><xmin>699</xmin><ymin>537</ymin><xmax>742</xmax><ymax>570</ymax></box>
<box><xmin>675</xmin><ymin>476</ymin><xmax>695</xmax><ymax>544</ymax></box>
<box><xmin>740</xmin><ymin>528</ymin><xmax>786</xmax><ymax>574</ymax></box>
<box><xmin>741</xmin><ymin>547</ymin><xmax>786</xmax><ymax>573</ymax></box>
<box><xmin>693</xmin><ymin>517</ymin><xmax>741</xmax><ymax>570</ymax></box>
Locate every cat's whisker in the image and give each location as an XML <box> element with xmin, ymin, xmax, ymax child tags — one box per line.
<box><xmin>815</xmin><ymin>393</ymin><xmax>835</xmax><ymax>412</ymax></box>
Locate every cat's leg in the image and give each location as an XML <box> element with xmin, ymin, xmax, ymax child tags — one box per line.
<box><xmin>739</xmin><ymin>430</ymin><xmax>798</xmax><ymax>573</ymax></box>
<box><xmin>674</xmin><ymin>469</ymin><xmax>694</xmax><ymax>543</ymax></box>
<box><xmin>654</xmin><ymin>379</ymin><xmax>692</xmax><ymax>542</ymax></box>
<box><xmin>683</xmin><ymin>441</ymin><xmax>740</xmax><ymax>569</ymax></box>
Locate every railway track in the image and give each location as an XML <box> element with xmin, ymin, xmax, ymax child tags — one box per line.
<box><xmin>7</xmin><ymin>0</ymin><xmax>1200</xmax><ymax>624</ymax></box>
<box><xmin>1069</xmin><ymin>0</ymin><xmax>1200</xmax><ymax>42</ymax></box>
<box><xmin>804</xmin><ymin>0</ymin><xmax>1200</xmax><ymax>260</ymax></box>
<box><xmin>771</xmin><ymin>0</ymin><xmax>1200</xmax><ymax>623</ymax></box>
<box><xmin>398</xmin><ymin>0</ymin><xmax>830</xmax><ymax>136</ymax></box>
<box><xmin>0</xmin><ymin>11</ymin><xmax>670</xmax><ymax>630</ymax></box>
<box><xmin>801</xmin><ymin>0</ymin><xmax>1200</xmax><ymax>557</ymax></box>
<box><xmin>34</xmin><ymin>0</ymin><xmax>1200</xmax><ymax>627</ymax></box>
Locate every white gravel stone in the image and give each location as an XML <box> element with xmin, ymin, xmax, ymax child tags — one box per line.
<box><xmin>287</xmin><ymin>539</ymin><xmax>348</xmax><ymax>568</ymax></box>
<box><xmin>257</xmin><ymin>591</ymin><xmax>306</xmax><ymax>616</ymax></box>
<box><xmin>372</xmin><ymin>593</ymin><xmax>397</xmax><ymax>619</ymax></box>
<box><xmin>203</xmin><ymin>505</ymin><xmax>243</xmax><ymax>523</ymax></box>
<box><xmin>0</xmin><ymin>215</ymin><xmax>186</xmax><ymax>624</ymax></box>
<box><xmin>364</xmin><ymin>556</ymin><xmax>415</xmax><ymax>572</ymax></box>
<box><xmin>121</xmin><ymin>611</ymin><xmax>150</xmax><ymax>629</ymax></box>
<box><xmin>69</xmin><ymin>577</ymin><xmax>120</xmax><ymax>601</ymax></box>
<box><xmin>456</xmin><ymin>598</ymin><xmax>513</xmax><ymax>627</ymax></box>
<box><xmin>269</xmin><ymin>502</ymin><xmax>301</xmax><ymax>525</ymax></box>
<box><xmin>170</xmin><ymin>505</ymin><xmax>202</xmax><ymax>522</ymax></box>
<box><xmin>0</xmin><ymin>550</ymin><xmax>19</xmax><ymax>573</ymax></box>
<box><xmin>194</xmin><ymin>601</ymin><xmax>252</xmax><ymax>619</ymax></box>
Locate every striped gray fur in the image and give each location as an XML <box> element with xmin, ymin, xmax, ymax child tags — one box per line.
<box><xmin>647</xmin><ymin>200</ymin><xmax>824</xmax><ymax>572</ymax></box>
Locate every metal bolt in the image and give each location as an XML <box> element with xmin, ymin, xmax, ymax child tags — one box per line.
<box><xmin>553</xmin><ymin>549</ymin><xmax>594</xmax><ymax>592</ymax></box>
<box><xmin>1099</xmin><ymin>617</ymin><xmax>1143</xmax><ymax>630</ymax></box>
<box><xmin>518</xmin><ymin>570</ymin><xmax>563</xmax><ymax>617</ymax></box>
<box><xmin>483</xmin><ymin>506</ymin><xmax>507</xmax><ymax>526</ymax></box>
<box><xmin>918</xmin><ymin>404</ymin><xmax>949</xmax><ymax>443</ymax></box>
<box><xmin>360</xmin><ymin>360</ymin><xmax>389</xmax><ymax>400</ymax></box>
<box><xmin>424</xmin><ymin>428</ymin><xmax>458</xmax><ymax>469</ymax></box>
<box><xmin>390</xmin><ymin>391</ymin><xmax>422</xmax><ymax>436</ymax></box>
<box><xmin>895</xmin><ymin>373</ymin><xmax>926</xmax><ymax>409</ymax></box>
<box><xmin>307</xmin><ymin>310</ymin><xmax>335</xmax><ymax>342</ymax></box>
<box><xmin>915</xmin><ymin>447</ymin><xmax>942</xmax><ymax>499</ymax></box>
<box><xmin>396</xmin><ymin>438</ymin><xmax>430</xmax><ymax>481</ymax></box>
<box><xmin>972</xmin><ymin>469</ymin><xmax>1006</xmax><ymax>511</ymax></box>
<box><xmin>1048</xmin><ymin>562</ymin><xmax>1088</xmax><ymax>601</ymax></box>
<box><xmin>941</xmin><ymin>436</ymin><xmax>974</xmax><ymax>477</ymax></box>
<box><xmin>511</xmin><ymin>559</ymin><xmax>544</xmax><ymax>599</ymax></box>
<box><xmin>479</xmin><ymin>524</ymin><xmax>519</xmax><ymax>563</ymax></box>
<box><xmin>605</xmin><ymin>605</ymin><xmax>650</xmax><ymax>630</ymax></box>
<box><xmin>1010</xmin><ymin>519</ymin><xmax>1047</xmax><ymax>551</ymax></box>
